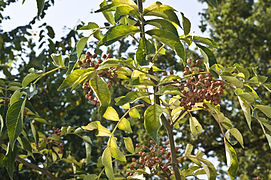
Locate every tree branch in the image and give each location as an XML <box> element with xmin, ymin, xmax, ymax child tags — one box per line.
<box><xmin>16</xmin><ymin>157</ymin><xmax>59</xmax><ymax>180</ymax></box>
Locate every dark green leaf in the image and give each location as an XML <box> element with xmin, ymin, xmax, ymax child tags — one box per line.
<box><xmin>6</xmin><ymin>98</ymin><xmax>26</xmax><ymax>150</ymax></box>
<box><xmin>157</xmin><ymin>85</ymin><xmax>184</xmax><ymax>96</ymax></box>
<box><xmin>181</xmin><ymin>12</ymin><xmax>191</xmax><ymax>35</ymax></box>
<box><xmin>46</xmin><ymin>26</ymin><xmax>55</xmax><ymax>39</ymax></box>
<box><xmin>193</xmin><ymin>36</ymin><xmax>217</xmax><ymax>48</ymax></box>
<box><xmin>205</xmin><ymin>0</ymin><xmax>218</xmax><ymax>7</ymax></box>
<box><xmin>115</xmin><ymin>91</ymin><xmax>149</xmax><ymax>106</ymax></box>
<box><xmin>36</xmin><ymin>0</ymin><xmax>45</xmax><ymax>18</ymax></box>
<box><xmin>144</xmin><ymin>104</ymin><xmax>163</xmax><ymax>142</ymax></box>
<box><xmin>197</xmin><ymin>44</ymin><xmax>217</xmax><ymax>67</ymax></box>
<box><xmin>4</xmin><ymin>146</ymin><xmax>18</xmax><ymax>179</ymax></box>
<box><xmin>145</xmin><ymin>19</ymin><xmax>178</xmax><ymax>36</ymax></box>
<box><xmin>98</xmin><ymin>25</ymin><xmax>140</xmax><ymax>46</ymax></box>
<box><xmin>136</xmin><ymin>38</ymin><xmax>145</xmax><ymax>66</ymax></box>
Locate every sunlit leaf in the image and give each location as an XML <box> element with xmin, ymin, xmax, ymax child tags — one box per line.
<box><xmin>118</xmin><ymin>118</ymin><xmax>132</xmax><ymax>133</ymax></box>
<box><xmin>238</xmin><ymin>97</ymin><xmax>252</xmax><ymax>130</ymax></box>
<box><xmin>129</xmin><ymin>108</ymin><xmax>140</xmax><ymax>119</ymax></box>
<box><xmin>102</xmin><ymin>147</ymin><xmax>114</xmax><ymax>180</ymax></box>
<box><xmin>227</xmin><ymin>128</ymin><xmax>244</xmax><ymax>148</ymax></box>
<box><xmin>255</xmin><ymin>105</ymin><xmax>271</xmax><ymax>119</ymax></box>
<box><xmin>189</xmin><ymin>116</ymin><xmax>203</xmax><ymax>136</ymax></box>
<box><xmin>225</xmin><ymin>141</ymin><xmax>238</xmax><ymax>179</ymax></box>
<box><xmin>103</xmin><ymin>106</ymin><xmax>119</xmax><ymax>121</ymax></box>
<box><xmin>90</xmin><ymin>77</ymin><xmax>111</xmax><ymax>107</ymax></box>
<box><xmin>109</xmin><ymin>137</ymin><xmax>126</xmax><ymax>162</ymax></box>
<box><xmin>51</xmin><ymin>54</ymin><xmax>65</xmax><ymax>67</ymax></box>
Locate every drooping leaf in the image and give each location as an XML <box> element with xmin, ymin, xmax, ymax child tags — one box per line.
<box><xmin>197</xmin><ymin>44</ymin><xmax>217</xmax><ymax>67</ymax></box>
<box><xmin>123</xmin><ymin>137</ymin><xmax>134</xmax><ymax>153</ymax></box>
<box><xmin>103</xmin><ymin>106</ymin><xmax>119</xmax><ymax>121</ymax></box>
<box><xmin>181</xmin><ymin>12</ymin><xmax>191</xmax><ymax>35</ymax></box>
<box><xmin>83</xmin><ymin>136</ymin><xmax>92</xmax><ymax>164</ymax></box>
<box><xmin>144</xmin><ymin>104</ymin><xmax>163</xmax><ymax>142</ymax></box>
<box><xmin>118</xmin><ymin>118</ymin><xmax>132</xmax><ymax>133</ymax></box>
<box><xmin>227</xmin><ymin>128</ymin><xmax>244</xmax><ymax>148</ymax></box>
<box><xmin>189</xmin><ymin>116</ymin><xmax>203</xmax><ymax>136</ymax></box>
<box><xmin>136</xmin><ymin>38</ymin><xmax>145</xmax><ymax>66</ymax></box>
<box><xmin>143</xmin><ymin>2</ymin><xmax>180</xmax><ymax>26</ymax></box>
<box><xmin>30</xmin><ymin>121</ymin><xmax>38</xmax><ymax>149</ymax></box>
<box><xmin>96</xmin><ymin>122</ymin><xmax>111</xmax><ymax>136</ymax></box>
<box><xmin>99</xmin><ymin>0</ymin><xmax>115</xmax><ymax>25</ymax></box>
<box><xmin>76</xmin><ymin>37</ymin><xmax>89</xmax><ymax>58</ymax></box>
<box><xmin>46</xmin><ymin>26</ymin><xmax>55</xmax><ymax>39</ymax></box>
<box><xmin>221</xmin><ymin>76</ymin><xmax>243</xmax><ymax>88</ymax></box>
<box><xmin>109</xmin><ymin>137</ymin><xmax>126</xmax><ymax>162</ymax></box>
<box><xmin>184</xmin><ymin>144</ymin><xmax>193</xmax><ymax>156</ymax></box>
<box><xmin>0</xmin><ymin>115</ymin><xmax>3</xmax><ymax>135</ymax></box>
<box><xmin>199</xmin><ymin>158</ymin><xmax>217</xmax><ymax>180</ymax></box>
<box><xmin>6</xmin><ymin>98</ymin><xmax>26</xmax><ymax>150</ymax></box>
<box><xmin>81</xmin><ymin>121</ymin><xmax>98</xmax><ymax>131</ymax></box>
<box><xmin>225</xmin><ymin>141</ymin><xmax>238</xmax><ymax>179</ymax></box>
<box><xmin>255</xmin><ymin>105</ymin><xmax>271</xmax><ymax>119</ymax></box>
<box><xmin>98</xmin><ymin>25</ymin><xmax>140</xmax><ymax>46</ymax></box>
<box><xmin>238</xmin><ymin>97</ymin><xmax>252</xmax><ymax>130</ymax></box>
<box><xmin>90</xmin><ymin>77</ymin><xmax>111</xmax><ymax>107</ymax></box>
<box><xmin>58</xmin><ymin>69</ymin><xmax>91</xmax><ymax>91</ymax></box>
<box><xmin>51</xmin><ymin>54</ymin><xmax>65</xmax><ymax>67</ymax></box>
<box><xmin>102</xmin><ymin>147</ymin><xmax>114</xmax><ymax>180</ymax></box>
<box><xmin>265</xmin><ymin>133</ymin><xmax>271</xmax><ymax>150</ymax></box>
<box><xmin>36</xmin><ymin>0</ymin><xmax>45</xmax><ymax>18</ymax></box>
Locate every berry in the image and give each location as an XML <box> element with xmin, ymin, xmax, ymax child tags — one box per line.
<box><xmin>187</xmin><ymin>58</ymin><xmax>192</xmax><ymax>64</ymax></box>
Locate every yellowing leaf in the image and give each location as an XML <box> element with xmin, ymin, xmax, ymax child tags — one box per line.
<box><xmin>97</xmin><ymin>122</ymin><xmax>111</xmax><ymax>136</ymax></box>
<box><xmin>123</xmin><ymin>137</ymin><xmax>134</xmax><ymax>153</ymax></box>
<box><xmin>109</xmin><ymin>137</ymin><xmax>126</xmax><ymax>162</ymax></box>
<box><xmin>103</xmin><ymin>106</ymin><xmax>119</xmax><ymax>121</ymax></box>
<box><xmin>189</xmin><ymin>116</ymin><xmax>203</xmax><ymax>136</ymax></box>
<box><xmin>102</xmin><ymin>147</ymin><xmax>114</xmax><ymax>180</ymax></box>
<box><xmin>118</xmin><ymin>118</ymin><xmax>132</xmax><ymax>133</ymax></box>
<box><xmin>129</xmin><ymin>108</ymin><xmax>140</xmax><ymax>119</ymax></box>
<box><xmin>81</xmin><ymin>121</ymin><xmax>98</xmax><ymax>131</ymax></box>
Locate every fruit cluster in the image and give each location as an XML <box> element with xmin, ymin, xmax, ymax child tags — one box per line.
<box><xmin>126</xmin><ymin>140</ymin><xmax>177</xmax><ymax>178</ymax></box>
<box><xmin>78</xmin><ymin>52</ymin><xmax>117</xmax><ymax>106</ymax></box>
<box><xmin>45</xmin><ymin>127</ymin><xmax>64</xmax><ymax>154</ymax></box>
<box><xmin>162</xmin><ymin>58</ymin><xmax>225</xmax><ymax>110</ymax></box>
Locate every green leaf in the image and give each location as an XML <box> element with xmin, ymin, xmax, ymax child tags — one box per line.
<box><xmin>58</xmin><ymin>69</ymin><xmax>91</xmax><ymax>91</ymax></box>
<box><xmin>90</xmin><ymin>77</ymin><xmax>111</xmax><ymax>107</ymax></box>
<box><xmin>145</xmin><ymin>19</ymin><xmax>178</xmax><ymax>36</ymax></box>
<box><xmin>79</xmin><ymin>22</ymin><xmax>99</xmax><ymax>30</ymax></box>
<box><xmin>222</xmin><ymin>76</ymin><xmax>243</xmax><ymax>88</ymax></box>
<box><xmin>4</xmin><ymin>145</ymin><xmax>18</xmax><ymax>179</ymax></box>
<box><xmin>265</xmin><ymin>134</ymin><xmax>271</xmax><ymax>150</ymax></box>
<box><xmin>144</xmin><ymin>104</ymin><xmax>163</xmax><ymax>142</ymax></box>
<box><xmin>46</xmin><ymin>26</ymin><xmax>55</xmax><ymax>39</ymax></box>
<box><xmin>255</xmin><ymin>105</ymin><xmax>271</xmax><ymax>119</ymax></box>
<box><xmin>109</xmin><ymin>137</ymin><xmax>126</xmax><ymax>162</ymax></box>
<box><xmin>118</xmin><ymin>118</ymin><xmax>132</xmax><ymax>133</ymax></box>
<box><xmin>146</xmin><ymin>29</ymin><xmax>185</xmax><ymax>60</ymax></box>
<box><xmin>157</xmin><ymin>85</ymin><xmax>184</xmax><ymax>96</ymax></box>
<box><xmin>193</xmin><ymin>36</ymin><xmax>217</xmax><ymax>48</ymax></box>
<box><xmin>227</xmin><ymin>128</ymin><xmax>244</xmax><ymax>148</ymax></box>
<box><xmin>76</xmin><ymin>37</ymin><xmax>89</xmax><ymax>58</ymax></box>
<box><xmin>235</xmin><ymin>89</ymin><xmax>255</xmax><ymax>103</ymax></box>
<box><xmin>143</xmin><ymin>2</ymin><xmax>180</xmax><ymax>26</ymax></box>
<box><xmin>51</xmin><ymin>54</ymin><xmax>65</xmax><ymax>67</ymax></box>
<box><xmin>136</xmin><ymin>38</ymin><xmax>145</xmax><ymax>66</ymax></box>
<box><xmin>184</xmin><ymin>144</ymin><xmax>193</xmax><ymax>156</ymax></box>
<box><xmin>205</xmin><ymin>0</ymin><xmax>218</xmax><ymax>7</ymax></box>
<box><xmin>129</xmin><ymin>108</ymin><xmax>140</xmax><ymax>119</ymax></box>
<box><xmin>81</xmin><ymin>121</ymin><xmax>98</xmax><ymax>131</ymax></box>
<box><xmin>123</xmin><ymin>137</ymin><xmax>134</xmax><ymax>153</ymax></box>
<box><xmin>83</xmin><ymin>136</ymin><xmax>92</xmax><ymax>164</ymax></box>
<box><xmin>99</xmin><ymin>59</ymin><xmax>124</xmax><ymax>70</ymax></box>
<box><xmin>189</xmin><ymin>116</ymin><xmax>203</xmax><ymax>136</ymax></box>
<box><xmin>238</xmin><ymin>97</ymin><xmax>252</xmax><ymax>130</ymax></box>
<box><xmin>225</xmin><ymin>141</ymin><xmax>238</xmax><ymax>179</ymax></box>
<box><xmin>0</xmin><ymin>115</ymin><xmax>3</xmax><ymax>135</ymax></box>
<box><xmin>181</xmin><ymin>13</ymin><xmax>191</xmax><ymax>35</ymax></box>
<box><xmin>98</xmin><ymin>25</ymin><xmax>140</xmax><ymax>46</ymax></box>
<box><xmin>30</xmin><ymin>121</ymin><xmax>38</xmax><ymax>148</ymax></box>
<box><xmin>100</xmin><ymin>0</ymin><xmax>115</xmax><ymax>25</ymax></box>
<box><xmin>22</xmin><ymin>73</ymin><xmax>41</xmax><ymax>87</ymax></box>
<box><xmin>199</xmin><ymin>158</ymin><xmax>217</xmax><ymax>180</ymax></box>
<box><xmin>197</xmin><ymin>44</ymin><xmax>217</xmax><ymax>67</ymax></box>
<box><xmin>83</xmin><ymin>174</ymin><xmax>98</xmax><ymax>180</ymax></box>
<box><xmin>36</xmin><ymin>0</ymin><xmax>45</xmax><ymax>18</ymax></box>
<box><xmin>9</xmin><ymin>90</ymin><xmax>24</xmax><ymax>106</ymax></box>
<box><xmin>115</xmin><ymin>91</ymin><xmax>149</xmax><ymax>106</ymax></box>
<box><xmin>96</xmin><ymin>121</ymin><xmax>111</xmax><ymax>136</ymax></box>
<box><xmin>102</xmin><ymin>147</ymin><xmax>114</xmax><ymax>180</ymax></box>
<box><xmin>6</xmin><ymin>98</ymin><xmax>26</xmax><ymax>150</ymax></box>
<box><xmin>103</xmin><ymin>106</ymin><xmax>119</xmax><ymax>121</ymax></box>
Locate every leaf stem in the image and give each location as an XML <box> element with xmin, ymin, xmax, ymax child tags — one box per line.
<box><xmin>33</xmin><ymin>66</ymin><xmax>66</xmax><ymax>84</ymax></box>
<box><xmin>152</xmin><ymin>44</ymin><xmax>165</xmax><ymax>62</ymax></box>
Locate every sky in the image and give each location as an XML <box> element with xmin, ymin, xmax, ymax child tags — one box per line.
<box><xmin>1</xmin><ymin>0</ymin><xmax>208</xmax><ymax>39</ymax></box>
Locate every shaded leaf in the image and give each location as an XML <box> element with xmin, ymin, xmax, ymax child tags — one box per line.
<box><xmin>227</xmin><ymin>128</ymin><xmax>244</xmax><ymax>148</ymax></box>
<box><xmin>181</xmin><ymin>12</ymin><xmax>191</xmax><ymax>35</ymax></box>
<box><xmin>238</xmin><ymin>97</ymin><xmax>252</xmax><ymax>130</ymax></box>
<box><xmin>115</xmin><ymin>91</ymin><xmax>149</xmax><ymax>106</ymax></box>
<box><xmin>197</xmin><ymin>44</ymin><xmax>217</xmax><ymax>67</ymax></box>
<box><xmin>222</xmin><ymin>76</ymin><xmax>243</xmax><ymax>88</ymax></box>
<box><xmin>36</xmin><ymin>0</ymin><xmax>45</xmax><ymax>18</ymax></box>
<box><xmin>255</xmin><ymin>105</ymin><xmax>271</xmax><ymax>119</ymax></box>
<box><xmin>265</xmin><ymin>133</ymin><xmax>271</xmax><ymax>150</ymax></box>
<box><xmin>144</xmin><ymin>104</ymin><xmax>163</xmax><ymax>142</ymax></box>
<box><xmin>6</xmin><ymin>98</ymin><xmax>26</xmax><ymax>150</ymax></box>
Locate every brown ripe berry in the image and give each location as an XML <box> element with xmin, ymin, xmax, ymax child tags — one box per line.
<box><xmin>162</xmin><ymin>72</ymin><xmax>167</xmax><ymax>76</ymax></box>
<box><xmin>184</xmin><ymin>66</ymin><xmax>189</xmax><ymax>72</ymax></box>
<box><xmin>191</xmin><ymin>62</ymin><xmax>196</xmax><ymax>67</ymax></box>
<box><xmin>198</xmin><ymin>74</ymin><xmax>204</xmax><ymax>80</ymax></box>
<box><xmin>184</xmin><ymin>71</ymin><xmax>188</xmax><ymax>75</ymax></box>
<box><xmin>102</xmin><ymin>54</ymin><xmax>107</xmax><ymax>59</ymax></box>
<box><xmin>164</xmin><ymin>140</ymin><xmax>170</xmax><ymax>145</ymax></box>
<box><xmin>132</xmin><ymin>158</ymin><xmax>136</xmax><ymax>162</ymax></box>
<box><xmin>78</xmin><ymin>60</ymin><xmax>83</xmax><ymax>65</ymax></box>
<box><xmin>170</xmin><ymin>70</ymin><xmax>174</xmax><ymax>75</ymax></box>
<box><xmin>136</xmin><ymin>144</ymin><xmax>140</xmax><ymax>147</ymax></box>
<box><xmin>107</xmin><ymin>53</ymin><xmax>112</xmax><ymax>58</ymax></box>
<box><xmin>86</xmin><ymin>51</ymin><xmax>91</xmax><ymax>58</ymax></box>
<box><xmin>113</xmin><ymin>73</ymin><xmax>118</xmax><ymax>78</ymax></box>
<box><xmin>91</xmin><ymin>62</ymin><xmax>95</xmax><ymax>67</ymax></box>
<box><xmin>187</xmin><ymin>58</ymin><xmax>192</xmax><ymax>64</ymax></box>
<box><xmin>92</xmin><ymin>53</ymin><xmax>97</xmax><ymax>58</ymax></box>
<box><xmin>98</xmin><ymin>59</ymin><xmax>103</xmax><ymax>64</ymax></box>
<box><xmin>196</xmin><ymin>59</ymin><xmax>201</xmax><ymax>65</ymax></box>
